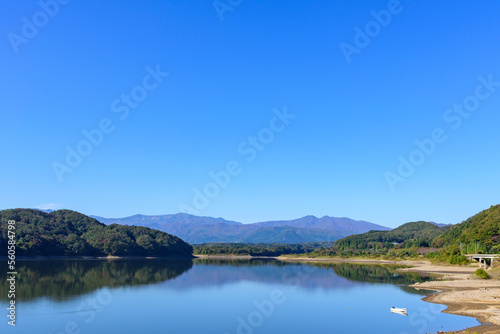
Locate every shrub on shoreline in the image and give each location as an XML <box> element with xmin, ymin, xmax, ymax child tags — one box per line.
<box><xmin>475</xmin><ymin>268</ymin><xmax>490</xmax><ymax>279</ymax></box>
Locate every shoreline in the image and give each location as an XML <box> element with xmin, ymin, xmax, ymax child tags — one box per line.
<box><xmin>398</xmin><ymin>261</ymin><xmax>500</xmax><ymax>333</ymax></box>
<box><xmin>278</xmin><ymin>256</ymin><xmax>500</xmax><ymax>334</ymax></box>
<box><xmin>195</xmin><ymin>254</ymin><xmax>500</xmax><ymax>332</ymax></box>
<box><xmin>407</xmin><ymin>272</ymin><xmax>500</xmax><ymax>334</ymax></box>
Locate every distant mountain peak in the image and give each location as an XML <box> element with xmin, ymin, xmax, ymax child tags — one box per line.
<box><xmin>92</xmin><ymin>213</ymin><xmax>390</xmax><ymax>244</ymax></box>
<box><xmin>32</xmin><ymin>208</ymin><xmax>54</xmax><ymax>213</ymax></box>
<box><xmin>428</xmin><ymin>221</ymin><xmax>451</xmax><ymax>227</ymax></box>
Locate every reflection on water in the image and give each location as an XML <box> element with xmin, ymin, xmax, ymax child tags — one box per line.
<box><xmin>0</xmin><ymin>259</ymin><xmax>192</xmax><ymax>301</ymax></box>
<box><xmin>0</xmin><ymin>258</ymin><xmax>478</xmax><ymax>334</ymax></box>
<box><xmin>327</xmin><ymin>262</ymin><xmax>426</xmax><ymax>284</ymax></box>
<box><xmin>185</xmin><ymin>259</ymin><xmax>434</xmax><ymax>295</ymax></box>
<box><xmin>2</xmin><ymin>258</ymin><xmax>434</xmax><ymax>301</ymax></box>
<box><xmin>193</xmin><ymin>258</ymin><xmax>286</xmax><ymax>267</ymax></box>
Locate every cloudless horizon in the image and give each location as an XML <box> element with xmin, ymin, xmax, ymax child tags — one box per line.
<box><xmin>1</xmin><ymin>0</ymin><xmax>499</xmax><ymax>228</ymax></box>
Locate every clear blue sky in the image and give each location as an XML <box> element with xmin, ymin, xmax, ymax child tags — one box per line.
<box><xmin>1</xmin><ymin>0</ymin><xmax>499</xmax><ymax>228</ymax></box>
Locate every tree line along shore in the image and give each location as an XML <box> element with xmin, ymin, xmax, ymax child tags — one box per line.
<box><xmin>1</xmin><ymin>205</ymin><xmax>500</xmax><ymax>263</ymax></box>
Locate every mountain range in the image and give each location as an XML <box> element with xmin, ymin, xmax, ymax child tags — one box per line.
<box><xmin>91</xmin><ymin>213</ymin><xmax>390</xmax><ymax>244</ymax></box>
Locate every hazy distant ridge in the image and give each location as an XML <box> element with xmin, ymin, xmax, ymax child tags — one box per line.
<box><xmin>92</xmin><ymin>213</ymin><xmax>390</xmax><ymax>244</ymax></box>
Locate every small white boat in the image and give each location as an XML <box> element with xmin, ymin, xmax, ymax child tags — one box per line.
<box><xmin>391</xmin><ymin>307</ymin><xmax>407</xmax><ymax>312</ymax></box>
<box><xmin>390</xmin><ymin>307</ymin><xmax>408</xmax><ymax>316</ymax></box>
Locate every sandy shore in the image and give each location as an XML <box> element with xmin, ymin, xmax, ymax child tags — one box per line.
<box><xmin>406</xmin><ymin>265</ymin><xmax>500</xmax><ymax>334</ymax></box>
<box><xmin>279</xmin><ymin>257</ymin><xmax>500</xmax><ymax>334</ymax></box>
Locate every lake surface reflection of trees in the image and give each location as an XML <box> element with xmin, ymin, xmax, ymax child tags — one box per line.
<box><xmin>320</xmin><ymin>262</ymin><xmax>432</xmax><ymax>285</ymax></box>
<box><xmin>191</xmin><ymin>259</ymin><xmax>432</xmax><ymax>286</ymax></box>
<box><xmin>1</xmin><ymin>259</ymin><xmax>433</xmax><ymax>302</ymax></box>
<box><xmin>184</xmin><ymin>259</ymin><xmax>433</xmax><ymax>294</ymax></box>
<box><xmin>1</xmin><ymin>259</ymin><xmax>192</xmax><ymax>301</ymax></box>
<box><xmin>313</xmin><ymin>262</ymin><xmax>434</xmax><ymax>295</ymax></box>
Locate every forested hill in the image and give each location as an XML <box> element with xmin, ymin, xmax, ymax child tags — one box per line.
<box><xmin>334</xmin><ymin>221</ymin><xmax>449</xmax><ymax>250</ymax></box>
<box><xmin>434</xmin><ymin>205</ymin><xmax>500</xmax><ymax>251</ymax></box>
<box><xmin>0</xmin><ymin>209</ymin><xmax>192</xmax><ymax>257</ymax></box>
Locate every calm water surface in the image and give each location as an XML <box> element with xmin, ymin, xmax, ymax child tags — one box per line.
<box><xmin>1</xmin><ymin>259</ymin><xmax>479</xmax><ymax>334</ymax></box>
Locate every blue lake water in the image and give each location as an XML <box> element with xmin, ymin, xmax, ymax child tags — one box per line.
<box><xmin>1</xmin><ymin>259</ymin><xmax>480</xmax><ymax>333</ymax></box>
